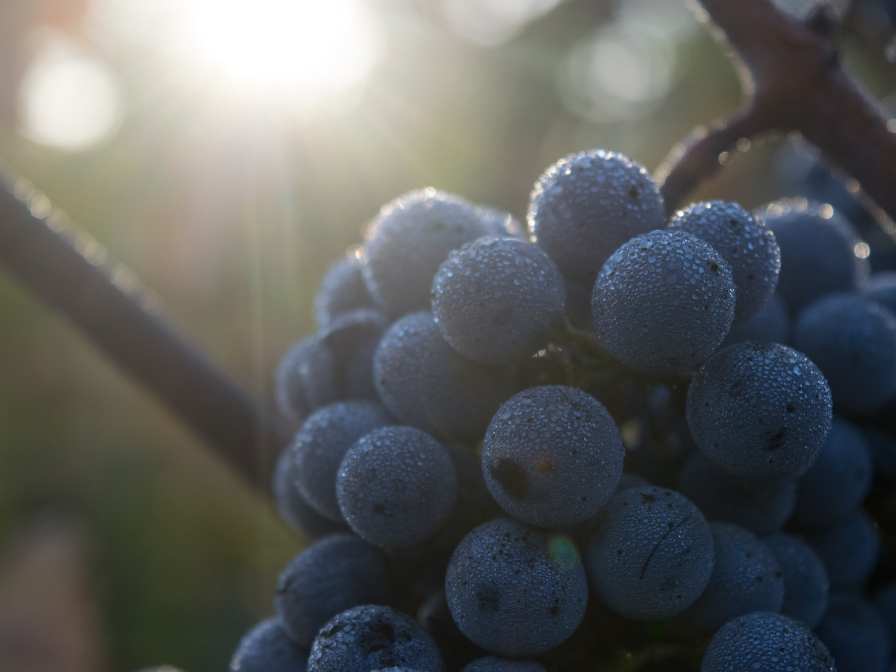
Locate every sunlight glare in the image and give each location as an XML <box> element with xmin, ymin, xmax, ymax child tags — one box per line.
<box><xmin>184</xmin><ymin>0</ymin><xmax>380</xmax><ymax>105</ymax></box>
<box><xmin>19</xmin><ymin>34</ymin><xmax>122</xmax><ymax>151</ymax></box>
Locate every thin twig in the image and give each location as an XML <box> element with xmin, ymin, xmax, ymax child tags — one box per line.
<box><xmin>0</xmin><ymin>173</ymin><xmax>286</xmax><ymax>497</ymax></box>
<box><xmin>659</xmin><ymin>0</ymin><xmax>896</xmax><ymax>231</ymax></box>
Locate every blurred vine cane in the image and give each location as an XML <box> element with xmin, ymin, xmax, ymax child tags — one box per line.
<box><xmin>2</xmin><ymin>0</ymin><xmax>896</xmax><ymax>502</ymax></box>
<box><xmin>0</xmin><ymin>173</ymin><xmax>286</xmax><ymax>498</ymax></box>
<box><xmin>657</xmin><ymin>0</ymin><xmax>896</xmax><ymax>239</ymax></box>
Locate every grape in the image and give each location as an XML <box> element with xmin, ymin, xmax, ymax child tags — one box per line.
<box><xmin>865</xmin><ymin>427</ymin><xmax>896</xmax><ymax>481</ymax></box>
<box><xmin>291</xmin><ymin>401</ymin><xmax>393</xmax><ymax>521</ymax></box>
<box><xmin>274</xmin><ymin>335</ymin><xmax>339</xmax><ymax>422</ymax></box>
<box><xmin>793</xmin><ymin>418</ymin><xmax>872</xmax><ymax>528</ymax></box>
<box><xmin>251</xmin><ymin>166</ymin><xmax>896</xmax><ymax>668</ymax></box>
<box><xmin>759</xmin><ymin>199</ymin><xmax>868</xmax><ymax>312</ymax></box>
<box><xmin>527</xmin><ymin>149</ymin><xmax>665</xmax><ymax>280</ymax></box>
<box><xmin>476</xmin><ymin>205</ymin><xmax>525</xmax><ymax>239</ymax></box>
<box><xmin>482</xmin><ymin>385</ymin><xmax>624</xmax><ymax>528</ymax></box>
<box><xmin>373</xmin><ymin>312</ymin><xmax>440</xmax><ymax>431</ymax></box>
<box><xmin>319</xmin><ymin>308</ymin><xmax>387</xmax><ymax>401</ymax></box>
<box><xmin>417</xmin><ymin>591</ymin><xmax>481</xmax><ymax>670</ymax></box>
<box><xmin>700</xmin><ymin>611</ymin><xmax>835</xmax><ymax>672</ymax></box>
<box><xmin>805</xmin><ymin>509</ymin><xmax>880</xmax><ymax>588</ymax></box>
<box><xmin>669</xmin><ymin>200</ymin><xmax>780</xmax><ymax>322</ymax></box>
<box><xmin>591</xmin><ymin>229</ymin><xmax>736</xmax><ymax>375</ymax></box>
<box><xmin>273</xmin><ymin>449</ymin><xmax>345</xmax><ymax>539</ymax></box>
<box><xmin>431</xmin><ymin>236</ymin><xmax>566</xmax><ymax>365</ymax></box>
<box><xmin>435</xmin><ymin>444</ymin><xmax>501</xmax><ymax>550</ymax></box>
<box><xmin>275</xmin><ymin>310</ymin><xmax>386</xmax><ymax>421</ymax></box>
<box><xmin>586</xmin><ymin>485</ymin><xmax>714</xmax><ymax>620</ymax></box>
<box><xmin>864</xmin><ymin>271</ymin><xmax>896</xmax><ymax>315</ymax></box>
<box><xmin>722</xmin><ymin>293</ymin><xmax>790</xmax><ymax>346</ymax></box>
<box><xmin>230</xmin><ymin>618</ymin><xmax>309</xmax><ymax>672</ymax></box>
<box><xmin>308</xmin><ymin>605</ymin><xmax>444</xmax><ymax>672</ymax></box>
<box><xmin>315</xmin><ymin>252</ymin><xmax>374</xmax><ymax>328</ymax></box>
<box><xmin>686</xmin><ymin>342</ymin><xmax>832</xmax><ymax>479</ymax></box>
<box><xmin>764</xmin><ymin>533</ymin><xmax>829</xmax><ymax>627</ymax></box>
<box><xmin>683</xmin><ymin>523</ymin><xmax>784</xmax><ymax>633</ymax></box>
<box><xmin>462</xmin><ymin>658</ymin><xmax>546</xmax><ymax>671</ymax></box>
<box><xmin>275</xmin><ymin>534</ymin><xmax>390</xmax><ymax>646</ymax></box>
<box><xmin>445</xmin><ymin>518</ymin><xmax>588</xmax><ymax>657</ymax></box>
<box><xmin>794</xmin><ymin>293</ymin><xmax>896</xmax><ymax>414</ymax></box>
<box><xmin>418</xmin><ymin>328</ymin><xmax>515</xmax><ymax>441</ymax></box>
<box><xmin>816</xmin><ymin>594</ymin><xmax>891</xmax><ymax>672</ymax></box>
<box><xmin>677</xmin><ymin>452</ymin><xmax>797</xmax><ymax>535</ymax></box>
<box><xmin>363</xmin><ymin>189</ymin><xmax>490</xmax><ymax>317</ymax></box>
<box><xmin>336</xmin><ymin>426</ymin><xmax>458</xmax><ymax>549</ymax></box>
<box><xmin>874</xmin><ymin>584</ymin><xmax>896</xmax><ymax>643</ymax></box>
<box><xmin>374</xmin><ymin>311</ymin><xmax>514</xmax><ymax>441</ymax></box>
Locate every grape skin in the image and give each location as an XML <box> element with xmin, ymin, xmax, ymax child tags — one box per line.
<box><xmin>792</xmin><ymin>418</ymin><xmax>872</xmax><ymax>529</ymax></box>
<box><xmin>373</xmin><ymin>312</ymin><xmax>440</xmax><ymax>431</ymax></box>
<box><xmin>418</xmin><ymin>328</ymin><xmax>515</xmax><ymax>442</ymax></box>
<box><xmin>794</xmin><ymin>293</ymin><xmax>896</xmax><ymax>415</ymax></box>
<box><xmin>363</xmin><ymin>189</ymin><xmax>490</xmax><ymax>317</ymax></box>
<box><xmin>586</xmin><ymin>485</ymin><xmax>715</xmax><ymax>621</ymax></box>
<box><xmin>229</xmin><ymin>618</ymin><xmax>309</xmax><ymax>672</ymax></box>
<box><xmin>864</xmin><ymin>271</ymin><xmax>896</xmax><ymax>315</ymax></box>
<box><xmin>431</xmin><ymin>236</ymin><xmax>566</xmax><ymax>365</ymax></box>
<box><xmin>874</xmin><ymin>584</ymin><xmax>896</xmax><ymax>644</ymax></box>
<box><xmin>445</xmin><ymin>518</ymin><xmax>588</xmax><ymax>657</ymax></box>
<box><xmin>759</xmin><ymin>198</ymin><xmax>868</xmax><ymax>312</ymax></box>
<box><xmin>816</xmin><ymin>594</ymin><xmax>891</xmax><ymax>672</ymax></box>
<box><xmin>314</xmin><ymin>252</ymin><xmax>374</xmax><ymax>328</ymax></box>
<box><xmin>482</xmin><ymin>385</ymin><xmax>624</xmax><ymax>528</ymax></box>
<box><xmin>669</xmin><ymin>200</ymin><xmax>780</xmax><ymax>323</ymax></box>
<box><xmin>677</xmin><ymin>451</ymin><xmax>796</xmax><ymax>536</ymax></box>
<box><xmin>682</xmin><ymin>523</ymin><xmax>784</xmax><ymax>633</ymax></box>
<box><xmin>805</xmin><ymin>509</ymin><xmax>880</xmax><ymax>588</ymax></box>
<box><xmin>591</xmin><ymin>229</ymin><xmax>736</xmax><ymax>375</ymax></box>
<box><xmin>336</xmin><ymin>426</ymin><xmax>458</xmax><ymax>549</ymax></box>
<box><xmin>374</xmin><ymin>311</ymin><xmax>514</xmax><ymax>441</ymax></box>
<box><xmin>290</xmin><ymin>400</ymin><xmax>393</xmax><ymax>521</ymax></box>
<box><xmin>274</xmin><ymin>335</ymin><xmax>340</xmax><ymax>423</ymax></box>
<box><xmin>700</xmin><ymin>611</ymin><xmax>835</xmax><ymax>672</ymax></box>
<box><xmin>722</xmin><ymin>292</ymin><xmax>790</xmax><ymax>346</ymax></box>
<box><xmin>275</xmin><ymin>534</ymin><xmax>390</xmax><ymax>646</ymax></box>
<box><xmin>528</xmin><ymin>149</ymin><xmax>665</xmax><ymax>280</ymax></box>
<box><xmin>273</xmin><ymin>449</ymin><xmax>345</xmax><ymax>539</ymax></box>
<box><xmin>475</xmin><ymin>205</ymin><xmax>525</xmax><ymax>239</ymax></box>
<box><xmin>764</xmin><ymin>533</ymin><xmax>829</xmax><ymax>628</ymax></box>
<box><xmin>686</xmin><ymin>342</ymin><xmax>832</xmax><ymax>479</ymax></box>
<box><xmin>318</xmin><ymin>308</ymin><xmax>387</xmax><ymax>401</ymax></box>
<box><xmin>308</xmin><ymin>605</ymin><xmax>444</xmax><ymax>672</ymax></box>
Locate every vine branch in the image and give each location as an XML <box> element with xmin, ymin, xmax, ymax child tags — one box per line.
<box><xmin>658</xmin><ymin>0</ymin><xmax>896</xmax><ymax>232</ymax></box>
<box><xmin>0</xmin><ymin>173</ymin><xmax>285</xmax><ymax>497</ymax></box>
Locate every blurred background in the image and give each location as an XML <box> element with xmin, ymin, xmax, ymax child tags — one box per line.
<box><xmin>0</xmin><ymin>0</ymin><xmax>893</xmax><ymax>669</ymax></box>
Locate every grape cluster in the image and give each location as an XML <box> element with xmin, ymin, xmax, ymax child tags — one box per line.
<box><xmin>231</xmin><ymin>148</ymin><xmax>896</xmax><ymax>671</ymax></box>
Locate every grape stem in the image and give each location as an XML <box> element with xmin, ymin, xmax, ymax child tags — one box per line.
<box><xmin>657</xmin><ymin>0</ymin><xmax>896</xmax><ymax>239</ymax></box>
